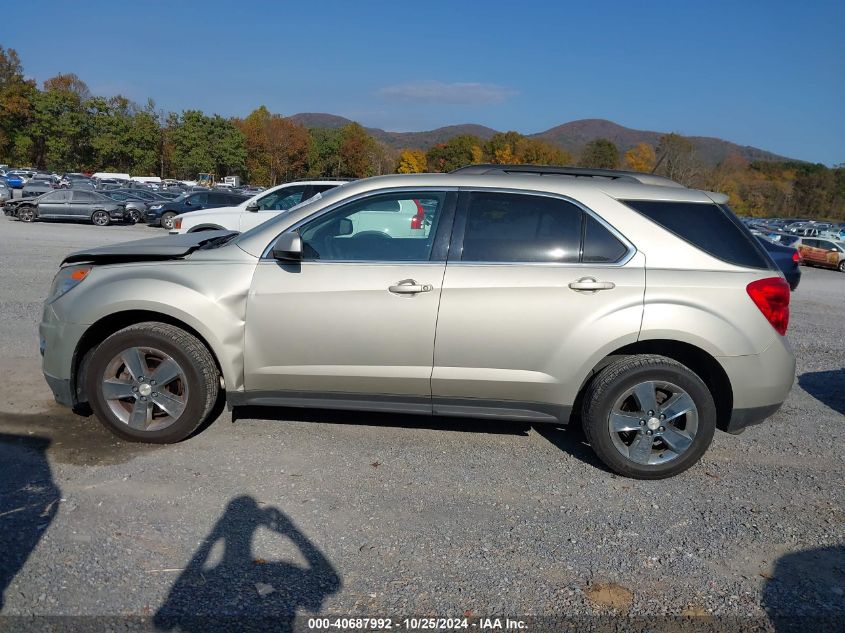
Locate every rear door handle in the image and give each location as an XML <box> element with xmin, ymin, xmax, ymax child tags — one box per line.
<box><xmin>568</xmin><ymin>277</ymin><xmax>616</xmax><ymax>292</ymax></box>
<box><xmin>389</xmin><ymin>279</ymin><xmax>433</xmax><ymax>295</ymax></box>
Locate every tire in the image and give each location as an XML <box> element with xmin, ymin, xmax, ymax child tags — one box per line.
<box><xmin>18</xmin><ymin>206</ymin><xmax>36</xmax><ymax>222</ymax></box>
<box><xmin>127</xmin><ymin>209</ymin><xmax>141</xmax><ymax>223</ymax></box>
<box><xmin>86</xmin><ymin>322</ymin><xmax>220</xmax><ymax>443</ymax></box>
<box><xmin>161</xmin><ymin>212</ymin><xmax>176</xmax><ymax>230</ymax></box>
<box><xmin>91</xmin><ymin>210</ymin><xmax>110</xmax><ymax>226</ymax></box>
<box><xmin>581</xmin><ymin>354</ymin><xmax>717</xmax><ymax>479</ymax></box>
<box><xmin>838</xmin><ymin>260</ymin><xmax>845</xmax><ymax>273</ymax></box>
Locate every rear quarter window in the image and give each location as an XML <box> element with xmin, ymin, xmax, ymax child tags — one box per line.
<box><xmin>623</xmin><ymin>200</ymin><xmax>773</xmax><ymax>270</ymax></box>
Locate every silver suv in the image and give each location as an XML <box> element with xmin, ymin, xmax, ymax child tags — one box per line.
<box><xmin>40</xmin><ymin>166</ymin><xmax>795</xmax><ymax>479</ymax></box>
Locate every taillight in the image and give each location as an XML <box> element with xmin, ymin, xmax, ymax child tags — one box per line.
<box><xmin>410</xmin><ymin>199</ymin><xmax>424</xmax><ymax>230</ymax></box>
<box><xmin>746</xmin><ymin>277</ymin><xmax>790</xmax><ymax>335</ymax></box>
<box><xmin>791</xmin><ymin>250</ymin><xmax>800</xmax><ymax>263</ymax></box>
<box><xmin>173</xmin><ymin>218</ymin><xmax>182</xmax><ymax>230</ymax></box>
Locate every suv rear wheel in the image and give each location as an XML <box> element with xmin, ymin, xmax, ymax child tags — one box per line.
<box><xmin>86</xmin><ymin>322</ymin><xmax>220</xmax><ymax>443</ymax></box>
<box><xmin>581</xmin><ymin>355</ymin><xmax>716</xmax><ymax>479</ymax></box>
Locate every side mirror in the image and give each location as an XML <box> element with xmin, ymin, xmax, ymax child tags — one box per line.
<box><xmin>184</xmin><ymin>199</ymin><xmax>191</xmax><ymax>206</ymax></box>
<box><xmin>338</xmin><ymin>218</ymin><xmax>353</xmax><ymax>236</ymax></box>
<box><xmin>271</xmin><ymin>232</ymin><xmax>302</xmax><ymax>261</ymax></box>
<box><xmin>247</xmin><ymin>201</ymin><xmax>259</xmax><ymax>212</ymax></box>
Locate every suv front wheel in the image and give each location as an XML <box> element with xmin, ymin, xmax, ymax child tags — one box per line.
<box><xmin>86</xmin><ymin>322</ymin><xmax>220</xmax><ymax>443</ymax></box>
<box><xmin>581</xmin><ymin>355</ymin><xmax>717</xmax><ymax>479</ymax></box>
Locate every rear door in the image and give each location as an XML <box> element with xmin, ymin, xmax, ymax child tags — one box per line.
<box><xmin>68</xmin><ymin>190</ymin><xmax>96</xmax><ymax>218</ymax></box>
<box><xmin>431</xmin><ymin>190</ymin><xmax>645</xmax><ymax>420</ymax></box>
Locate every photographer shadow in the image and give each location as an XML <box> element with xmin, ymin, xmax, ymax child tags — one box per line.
<box><xmin>154</xmin><ymin>496</ymin><xmax>341</xmax><ymax>633</ymax></box>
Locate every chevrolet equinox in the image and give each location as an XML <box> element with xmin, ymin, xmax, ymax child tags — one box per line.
<box><xmin>40</xmin><ymin>166</ymin><xmax>795</xmax><ymax>479</ymax></box>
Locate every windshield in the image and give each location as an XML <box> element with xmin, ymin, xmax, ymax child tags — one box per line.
<box><xmin>235</xmin><ymin>189</ymin><xmax>337</xmax><ymax>245</ymax></box>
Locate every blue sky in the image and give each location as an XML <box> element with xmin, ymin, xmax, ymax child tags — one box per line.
<box><xmin>6</xmin><ymin>0</ymin><xmax>844</xmax><ymax>164</ymax></box>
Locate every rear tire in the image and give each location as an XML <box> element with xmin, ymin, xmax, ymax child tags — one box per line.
<box><xmin>91</xmin><ymin>210</ymin><xmax>110</xmax><ymax>226</ymax></box>
<box><xmin>86</xmin><ymin>322</ymin><xmax>220</xmax><ymax>443</ymax></box>
<box><xmin>838</xmin><ymin>260</ymin><xmax>845</xmax><ymax>273</ymax></box>
<box><xmin>161</xmin><ymin>212</ymin><xmax>176</xmax><ymax>230</ymax></box>
<box><xmin>581</xmin><ymin>354</ymin><xmax>717</xmax><ymax>479</ymax></box>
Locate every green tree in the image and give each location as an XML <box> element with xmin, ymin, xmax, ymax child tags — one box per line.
<box><xmin>29</xmin><ymin>74</ymin><xmax>93</xmax><ymax>170</ymax></box>
<box><xmin>168</xmin><ymin>110</ymin><xmax>245</xmax><ymax>179</ymax></box>
<box><xmin>426</xmin><ymin>134</ymin><xmax>482</xmax><ymax>172</ymax></box>
<box><xmin>579</xmin><ymin>139</ymin><xmax>619</xmax><ymax>169</ymax></box>
<box><xmin>0</xmin><ymin>46</ymin><xmax>38</xmax><ymax>165</ymax></box>
<box><xmin>306</xmin><ymin>127</ymin><xmax>344</xmax><ymax>178</ymax></box>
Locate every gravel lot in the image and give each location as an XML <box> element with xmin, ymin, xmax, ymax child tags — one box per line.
<box><xmin>0</xmin><ymin>217</ymin><xmax>842</xmax><ymax>631</ymax></box>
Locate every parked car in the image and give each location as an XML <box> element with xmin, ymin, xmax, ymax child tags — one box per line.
<box><xmin>101</xmin><ymin>191</ymin><xmax>148</xmax><ymax>223</ymax></box>
<box><xmin>16</xmin><ymin>189</ymin><xmax>127</xmax><ymax>225</ymax></box>
<box><xmin>756</xmin><ymin>236</ymin><xmax>801</xmax><ymax>290</ymax></box>
<box><xmin>170</xmin><ymin>181</ymin><xmax>346</xmax><ymax>234</ymax></box>
<box><xmin>40</xmin><ymin>166</ymin><xmax>795</xmax><ymax>479</ymax></box>
<box><xmin>145</xmin><ymin>190</ymin><xmax>250</xmax><ymax>229</ymax></box>
<box><xmin>22</xmin><ymin>178</ymin><xmax>54</xmax><ymax>198</ymax></box>
<box><xmin>0</xmin><ymin>180</ymin><xmax>11</xmax><ymax>203</ymax></box>
<box><xmin>60</xmin><ymin>173</ymin><xmax>91</xmax><ymax>188</ymax></box>
<box><xmin>1</xmin><ymin>173</ymin><xmax>25</xmax><ymax>189</ymax></box>
<box><xmin>798</xmin><ymin>238</ymin><xmax>845</xmax><ymax>272</ymax></box>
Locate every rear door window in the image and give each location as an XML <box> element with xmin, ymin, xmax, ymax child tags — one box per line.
<box><xmin>582</xmin><ymin>214</ymin><xmax>628</xmax><ymax>263</ymax></box>
<box><xmin>460</xmin><ymin>192</ymin><xmax>582</xmax><ymax>263</ymax></box>
<box><xmin>624</xmin><ymin>200</ymin><xmax>773</xmax><ymax>269</ymax></box>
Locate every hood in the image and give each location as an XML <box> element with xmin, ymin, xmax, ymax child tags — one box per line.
<box><xmin>176</xmin><ymin>204</ymin><xmax>244</xmax><ymax>220</ymax></box>
<box><xmin>61</xmin><ymin>230</ymin><xmax>238</xmax><ymax>265</ymax></box>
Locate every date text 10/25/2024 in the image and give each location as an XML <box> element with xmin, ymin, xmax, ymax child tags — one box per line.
<box><xmin>307</xmin><ymin>617</ymin><xmax>529</xmax><ymax>630</ymax></box>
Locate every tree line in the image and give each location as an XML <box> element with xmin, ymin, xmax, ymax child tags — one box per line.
<box><xmin>1</xmin><ymin>47</ymin><xmax>842</xmax><ymax>218</ymax></box>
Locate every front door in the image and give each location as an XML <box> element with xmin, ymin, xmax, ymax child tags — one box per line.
<box><xmin>36</xmin><ymin>190</ymin><xmax>70</xmax><ymax>217</ymax></box>
<box><xmin>239</xmin><ymin>185</ymin><xmax>309</xmax><ymax>232</ymax></box>
<box><xmin>244</xmin><ymin>190</ymin><xmax>456</xmax><ymax>408</ymax></box>
<box><xmin>431</xmin><ymin>190</ymin><xmax>645</xmax><ymax>420</ymax></box>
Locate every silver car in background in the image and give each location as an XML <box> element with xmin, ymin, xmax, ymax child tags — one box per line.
<box><xmin>39</xmin><ymin>166</ymin><xmax>795</xmax><ymax>479</ymax></box>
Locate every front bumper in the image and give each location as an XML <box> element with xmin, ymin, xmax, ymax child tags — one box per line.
<box><xmin>40</xmin><ymin>302</ymin><xmax>90</xmax><ymax>408</ymax></box>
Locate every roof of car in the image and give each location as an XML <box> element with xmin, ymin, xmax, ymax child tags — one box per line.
<box><xmin>451</xmin><ymin>164</ymin><xmax>685</xmax><ymax>188</ymax></box>
<box><xmin>329</xmin><ymin>172</ymin><xmax>720</xmax><ymax>204</ymax></box>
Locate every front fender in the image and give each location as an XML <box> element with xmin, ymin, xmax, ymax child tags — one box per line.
<box><xmin>53</xmin><ymin>260</ymin><xmax>255</xmax><ymax>392</ymax></box>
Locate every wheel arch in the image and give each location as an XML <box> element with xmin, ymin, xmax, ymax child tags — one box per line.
<box><xmin>188</xmin><ymin>224</ymin><xmax>226</xmax><ymax>232</ymax></box>
<box><xmin>71</xmin><ymin>310</ymin><xmax>227</xmax><ymax>410</ymax></box>
<box><xmin>576</xmin><ymin>339</ymin><xmax>733</xmax><ymax>433</ymax></box>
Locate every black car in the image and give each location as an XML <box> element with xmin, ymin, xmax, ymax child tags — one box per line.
<box><xmin>756</xmin><ymin>236</ymin><xmax>801</xmax><ymax>290</ymax></box>
<box><xmin>145</xmin><ymin>190</ymin><xmax>249</xmax><ymax>229</ymax></box>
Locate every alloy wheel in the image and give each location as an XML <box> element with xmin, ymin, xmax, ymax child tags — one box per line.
<box><xmin>101</xmin><ymin>346</ymin><xmax>189</xmax><ymax>432</ymax></box>
<box><xmin>607</xmin><ymin>380</ymin><xmax>699</xmax><ymax>465</ymax></box>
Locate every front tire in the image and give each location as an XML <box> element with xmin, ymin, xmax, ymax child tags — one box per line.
<box><xmin>581</xmin><ymin>355</ymin><xmax>716</xmax><ymax>479</ymax></box>
<box><xmin>86</xmin><ymin>322</ymin><xmax>220</xmax><ymax>443</ymax></box>
<box><xmin>18</xmin><ymin>206</ymin><xmax>36</xmax><ymax>222</ymax></box>
<box><xmin>838</xmin><ymin>260</ymin><xmax>845</xmax><ymax>273</ymax></box>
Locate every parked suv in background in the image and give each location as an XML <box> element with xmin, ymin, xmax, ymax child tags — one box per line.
<box><xmin>798</xmin><ymin>238</ymin><xmax>845</xmax><ymax>272</ymax></box>
<box><xmin>40</xmin><ymin>166</ymin><xmax>795</xmax><ymax>479</ymax></box>
<box><xmin>170</xmin><ymin>180</ymin><xmax>347</xmax><ymax>234</ymax></box>
<box><xmin>146</xmin><ymin>190</ymin><xmax>249</xmax><ymax>229</ymax></box>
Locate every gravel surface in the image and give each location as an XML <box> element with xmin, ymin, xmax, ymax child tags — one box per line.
<box><xmin>0</xmin><ymin>218</ymin><xmax>842</xmax><ymax>631</ymax></box>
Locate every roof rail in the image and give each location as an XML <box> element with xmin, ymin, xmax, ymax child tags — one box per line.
<box><xmin>450</xmin><ymin>164</ymin><xmax>684</xmax><ymax>188</ymax></box>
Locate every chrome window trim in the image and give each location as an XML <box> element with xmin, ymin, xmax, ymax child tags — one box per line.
<box><xmin>451</xmin><ymin>186</ymin><xmax>637</xmax><ymax>268</ymax></box>
<box><xmin>260</xmin><ymin>186</ymin><xmax>459</xmax><ymax>261</ymax></box>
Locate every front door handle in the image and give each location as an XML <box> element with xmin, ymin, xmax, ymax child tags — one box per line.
<box><xmin>569</xmin><ymin>277</ymin><xmax>616</xmax><ymax>292</ymax></box>
<box><xmin>389</xmin><ymin>279</ymin><xmax>433</xmax><ymax>295</ymax></box>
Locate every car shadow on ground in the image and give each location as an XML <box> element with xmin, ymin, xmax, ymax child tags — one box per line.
<box><xmin>233</xmin><ymin>406</ymin><xmax>607</xmax><ymax>471</ymax></box>
<box><xmin>763</xmin><ymin>545</ymin><xmax>845</xmax><ymax>632</ymax></box>
<box><xmin>798</xmin><ymin>369</ymin><xmax>845</xmax><ymax>415</ymax></box>
<box><xmin>0</xmin><ymin>433</ymin><xmax>60</xmax><ymax>612</ymax></box>
<box><xmin>154</xmin><ymin>495</ymin><xmax>340</xmax><ymax>633</ymax></box>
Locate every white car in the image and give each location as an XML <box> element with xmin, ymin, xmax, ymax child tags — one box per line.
<box><xmin>170</xmin><ymin>181</ymin><xmax>346</xmax><ymax>234</ymax></box>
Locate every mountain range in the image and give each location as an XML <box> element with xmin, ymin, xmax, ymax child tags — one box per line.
<box><xmin>289</xmin><ymin>113</ymin><xmax>792</xmax><ymax>166</ymax></box>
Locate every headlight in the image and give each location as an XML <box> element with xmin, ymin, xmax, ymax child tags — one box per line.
<box><xmin>47</xmin><ymin>265</ymin><xmax>91</xmax><ymax>303</ymax></box>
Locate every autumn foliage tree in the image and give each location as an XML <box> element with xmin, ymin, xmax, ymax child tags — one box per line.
<box><xmin>396</xmin><ymin>149</ymin><xmax>427</xmax><ymax>173</ymax></box>
<box><xmin>426</xmin><ymin>135</ymin><xmax>483</xmax><ymax>172</ymax></box>
<box><xmin>237</xmin><ymin>106</ymin><xmax>309</xmax><ymax>185</ymax></box>
<box><xmin>624</xmin><ymin>142</ymin><xmax>656</xmax><ymax>172</ymax></box>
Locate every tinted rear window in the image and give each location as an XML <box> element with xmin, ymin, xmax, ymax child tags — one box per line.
<box><xmin>582</xmin><ymin>214</ymin><xmax>628</xmax><ymax>263</ymax></box>
<box><xmin>623</xmin><ymin>200</ymin><xmax>773</xmax><ymax>269</ymax></box>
